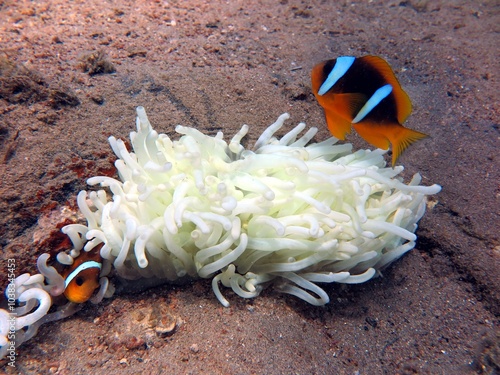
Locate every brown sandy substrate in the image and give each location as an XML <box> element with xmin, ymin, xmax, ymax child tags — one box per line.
<box><xmin>0</xmin><ymin>1</ymin><xmax>498</xmax><ymax>374</ymax></box>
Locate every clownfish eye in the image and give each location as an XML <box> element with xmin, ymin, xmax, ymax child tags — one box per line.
<box><xmin>75</xmin><ymin>276</ymin><xmax>85</xmax><ymax>286</ymax></box>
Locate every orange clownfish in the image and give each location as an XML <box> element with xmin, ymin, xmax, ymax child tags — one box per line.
<box><xmin>311</xmin><ymin>55</ymin><xmax>427</xmax><ymax>166</ymax></box>
<box><xmin>62</xmin><ymin>246</ymin><xmax>103</xmax><ymax>303</ymax></box>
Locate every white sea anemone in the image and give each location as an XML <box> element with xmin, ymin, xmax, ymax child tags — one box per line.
<box><xmin>60</xmin><ymin>106</ymin><xmax>441</xmax><ymax>307</ymax></box>
<box><xmin>0</xmin><ymin>107</ymin><xmax>441</xmax><ymax>358</ymax></box>
<box><xmin>0</xmin><ymin>270</ymin><xmax>79</xmax><ymax>360</ymax></box>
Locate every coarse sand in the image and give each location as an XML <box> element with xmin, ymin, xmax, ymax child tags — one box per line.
<box><xmin>0</xmin><ymin>1</ymin><xmax>498</xmax><ymax>374</ymax></box>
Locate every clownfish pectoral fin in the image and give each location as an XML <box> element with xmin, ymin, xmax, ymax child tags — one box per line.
<box><xmin>321</xmin><ymin>93</ymin><xmax>366</xmax><ymax>140</ymax></box>
<box><xmin>353</xmin><ymin>122</ymin><xmax>427</xmax><ymax>166</ymax></box>
<box><xmin>324</xmin><ymin>107</ymin><xmax>353</xmax><ymax>140</ymax></box>
<box><xmin>331</xmin><ymin>93</ymin><xmax>367</xmax><ymax>120</ymax></box>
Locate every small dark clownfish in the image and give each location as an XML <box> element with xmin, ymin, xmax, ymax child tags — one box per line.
<box><xmin>311</xmin><ymin>55</ymin><xmax>427</xmax><ymax>166</ymax></box>
<box><xmin>61</xmin><ymin>245</ymin><xmax>103</xmax><ymax>304</ymax></box>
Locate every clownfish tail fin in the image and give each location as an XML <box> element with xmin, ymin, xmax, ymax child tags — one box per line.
<box><xmin>390</xmin><ymin>126</ymin><xmax>428</xmax><ymax>167</ymax></box>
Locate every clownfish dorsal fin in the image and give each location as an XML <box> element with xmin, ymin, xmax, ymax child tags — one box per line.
<box><xmin>358</xmin><ymin>56</ymin><xmax>412</xmax><ymax>124</ymax></box>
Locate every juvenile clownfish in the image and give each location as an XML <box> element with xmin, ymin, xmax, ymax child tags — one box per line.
<box><xmin>61</xmin><ymin>245</ymin><xmax>103</xmax><ymax>303</ymax></box>
<box><xmin>311</xmin><ymin>55</ymin><xmax>427</xmax><ymax>166</ymax></box>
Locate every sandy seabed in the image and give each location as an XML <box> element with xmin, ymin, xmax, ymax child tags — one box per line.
<box><xmin>0</xmin><ymin>1</ymin><xmax>498</xmax><ymax>374</ymax></box>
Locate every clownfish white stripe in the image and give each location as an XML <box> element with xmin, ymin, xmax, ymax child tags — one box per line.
<box><xmin>352</xmin><ymin>84</ymin><xmax>393</xmax><ymax>124</ymax></box>
<box><xmin>64</xmin><ymin>261</ymin><xmax>102</xmax><ymax>288</ymax></box>
<box><xmin>318</xmin><ymin>56</ymin><xmax>355</xmax><ymax>96</ymax></box>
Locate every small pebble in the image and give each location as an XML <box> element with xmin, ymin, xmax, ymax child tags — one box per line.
<box><xmin>123</xmin><ymin>335</ymin><xmax>145</xmax><ymax>350</ymax></box>
<box><xmin>119</xmin><ymin>358</ymin><xmax>128</xmax><ymax>365</ymax></box>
